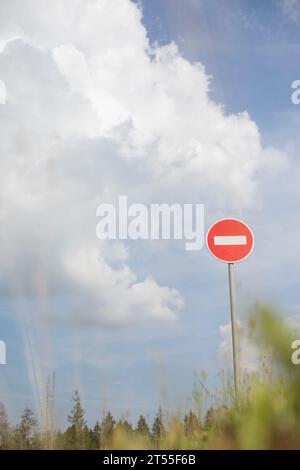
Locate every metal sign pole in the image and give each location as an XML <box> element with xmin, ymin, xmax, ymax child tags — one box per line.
<box><xmin>228</xmin><ymin>262</ymin><xmax>239</xmax><ymax>398</ymax></box>
<box><xmin>207</xmin><ymin>219</ymin><xmax>253</xmax><ymax>399</ymax></box>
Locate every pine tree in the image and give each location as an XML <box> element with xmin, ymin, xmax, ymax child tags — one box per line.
<box><xmin>66</xmin><ymin>390</ymin><xmax>87</xmax><ymax>449</ymax></box>
<box><xmin>43</xmin><ymin>372</ymin><xmax>56</xmax><ymax>449</ymax></box>
<box><xmin>151</xmin><ymin>407</ymin><xmax>165</xmax><ymax>449</ymax></box>
<box><xmin>0</xmin><ymin>402</ymin><xmax>10</xmax><ymax>449</ymax></box>
<box><xmin>15</xmin><ymin>407</ymin><xmax>39</xmax><ymax>449</ymax></box>
<box><xmin>53</xmin><ymin>430</ymin><xmax>66</xmax><ymax>450</ymax></box>
<box><xmin>117</xmin><ymin>419</ymin><xmax>133</xmax><ymax>434</ymax></box>
<box><xmin>184</xmin><ymin>410</ymin><xmax>201</xmax><ymax>441</ymax></box>
<box><xmin>83</xmin><ymin>424</ymin><xmax>92</xmax><ymax>449</ymax></box>
<box><xmin>89</xmin><ymin>421</ymin><xmax>101</xmax><ymax>449</ymax></box>
<box><xmin>136</xmin><ymin>414</ymin><xmax>150</xmax><ymax>446</ymax></box>
<box><xmin>114</xmin><ymin>419</ymin><xmax>133</xmax><ymax>442</ymax></box>
<box><xmin>100</xmin><ymin>412</ymin><xmax>115</xmax><ymax>449</ymax></box>
<box><xmin>204</xmin><ymin>407</ymin><xmax>215</xmax><ymax>429</ymax></box>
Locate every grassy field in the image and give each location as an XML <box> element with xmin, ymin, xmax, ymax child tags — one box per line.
<box><xmin>108</xmin><ymin>308</ymin><xmax>300</xmax><ymax>450</ymax></box>
<box><xmin>1</xmin><ymin>307</ymin><xmax>300</xmax><ymax>450</ymax></box>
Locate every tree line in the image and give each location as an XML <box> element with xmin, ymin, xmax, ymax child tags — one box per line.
<box><xmin>0</xmin><ymin>390</ymin><xmax>217</xmax><ymax>450</ymax></box>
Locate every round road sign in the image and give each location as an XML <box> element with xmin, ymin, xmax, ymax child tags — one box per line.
<box><xmin>206</xmin><ymin>218</ymin><xmax>254</xmax><ymax>263</ymax></box>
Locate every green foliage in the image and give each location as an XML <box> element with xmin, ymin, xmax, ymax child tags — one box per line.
<box><xmin>136</xmin><ymin>415</ymin><xmax>150</xmax><ymax>443</ymax></box>
<box><xmin>65</xmin><ymin>390</ymin><xmax>88</xmax><ymax>449</ymax></box>
<box><xmin>184</xmin><ymin>410</ymin><xmax>202</xmax><ymax>441</ymax></box>
<box><xmin>14</xmin><ymin>407</ymin><xmax>39</xmax><ymax>450</ymax></box>
<box><xmin>89</xmin><ymin>421</ymin><xmax>101</xmax><ymax>449</ymax></box>
<box><xmin>0</xmin><ymin>403</ymin><xmax>11</xmax><ymax>449</ymax></box>
<box><xmin>151</xmin><ymin>407</ymin><xmax>165</xmax><ymax>449</ymax></box>
<box><xmin>100</xmin><ymin>412</ymin><xmax>115</xmax><ymax>449</ymax></box>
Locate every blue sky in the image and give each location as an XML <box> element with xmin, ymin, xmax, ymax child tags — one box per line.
<box><xmin>0</xmin><ymin>0</ymin><xmax>300</xmax><ymax>427</ymax></box>
<box><xmin>139</xmin><ymin>0</ymin><xmax>299</xmax><ymax>136</ymax></box>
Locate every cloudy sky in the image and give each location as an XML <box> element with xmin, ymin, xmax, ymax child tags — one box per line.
<box><xmin>0</xmin><ymin>0</ymin><xmax>300</xmax><ymax>425</ymax></box>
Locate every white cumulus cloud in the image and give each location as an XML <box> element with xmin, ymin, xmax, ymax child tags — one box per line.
<box><xmin>0</xmin><ymin>0</ymin><xmax>286</xmax><ymax>325</ymax></box>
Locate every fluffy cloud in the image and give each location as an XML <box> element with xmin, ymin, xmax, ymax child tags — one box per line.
<box><xmin>0</xmin><ymin>0</ymin><xmax>285</xmax><ymax>325</ymax></box>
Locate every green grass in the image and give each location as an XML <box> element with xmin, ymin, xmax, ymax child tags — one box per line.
<box><xmin>1</xmin><ymin>306</ymin><xmax>300</xmax><ymax>450</ymax></box>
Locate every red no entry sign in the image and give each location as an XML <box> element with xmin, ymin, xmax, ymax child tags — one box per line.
<box><xmin>206</xmin><ymin>218</ymin><xmax>254</xmax><ymax>263</ymax></box>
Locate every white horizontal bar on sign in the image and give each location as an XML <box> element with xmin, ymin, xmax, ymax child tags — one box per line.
<box><xmin>214</xmin><ymin>235</ymin><xmax>247</xmax><ymax>246</ymax></box>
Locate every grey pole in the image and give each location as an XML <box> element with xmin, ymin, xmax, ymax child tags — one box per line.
<box><xmin>228</xmin><ymin>262</ymin><xmax>239</xmax><ymax>398</ymax></box>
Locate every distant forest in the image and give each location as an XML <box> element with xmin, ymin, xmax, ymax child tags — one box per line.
<box><xmin>0</xmin><ymin>389</ymin><xmax>213</xmax><ymax>450</ymax></box>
